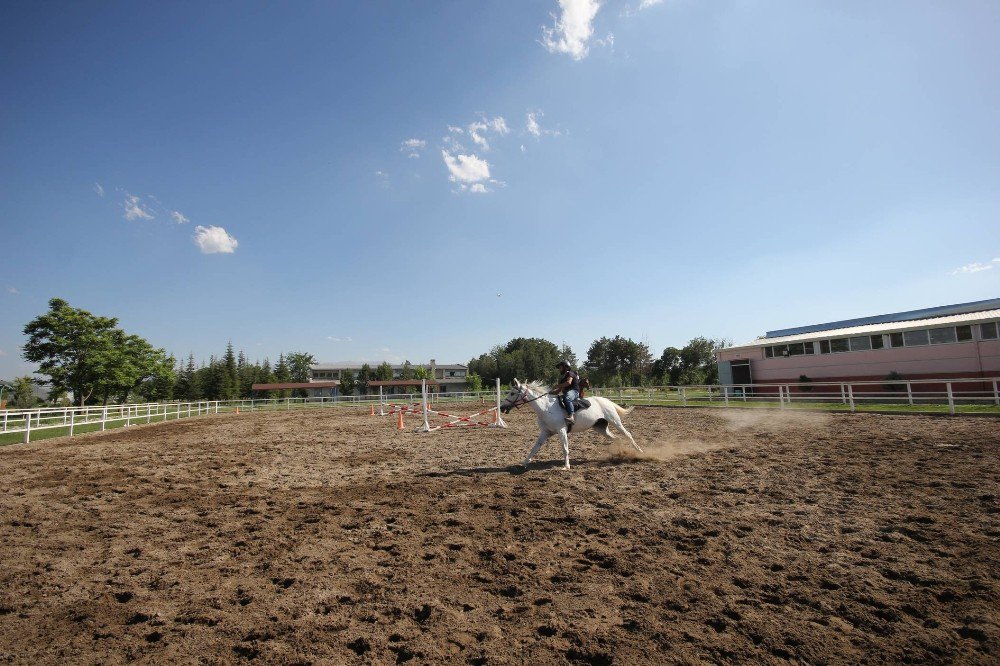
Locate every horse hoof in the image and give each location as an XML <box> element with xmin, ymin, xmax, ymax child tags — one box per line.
<box><xmin>562</xmin><ymin>465</ymin><xmax>571</xmax><ymax>471</ymax></box>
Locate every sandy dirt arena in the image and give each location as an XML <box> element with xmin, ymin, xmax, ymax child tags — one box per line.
<box><xmin>0</xmin><ymin>404</ymin><xmax>998</xmax><ymax>665</ymax></box>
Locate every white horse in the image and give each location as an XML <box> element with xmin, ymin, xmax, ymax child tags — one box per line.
<box><xmin>500</xmin><ymin>379</ymin><xmax>642</xmax><ymax>470</ymax></box>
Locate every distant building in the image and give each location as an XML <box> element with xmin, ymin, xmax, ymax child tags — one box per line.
<box><xmin>309</xmin><ymin>360</ymin><xmax>470</xmax><ymax>395</ymax></box>
<box><xmin>717</xmin><ymin>298</ymin><xmax>1000</xmax><ymax>386</ymax></box>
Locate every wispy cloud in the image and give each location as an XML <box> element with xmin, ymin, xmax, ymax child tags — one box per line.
<box><xmin>171</xmin><ymin>210</ymin><xmax>190</xmax><ymax>224</ymax></box>
<box><xmin>327</xmin><ymin>336</ymin><xmax>353</xmax><ymax>342</ymax></box>
<box><xmin>193</xmin><ymin>225</ymin><xmax>238</xmax><ymax>254</ymax></box>
<box><xmin>6</xmin><ymin>286</ymin><xmax>18</xmax><ymax>294</ymax></box>
<box><xmin>400</xmin><ymin>138</ymin><xmax>427</xmax><ymax>158</ymax></box>
<box><xmin>123</xmin><ymin>193</ymin><xmax>155</xmax><ymax>221</ymax></box>
<box><xmin>94</xmin><ymin>182</ymin><xmax>104</xmax><ymax>197</ymax></box>
<box><xmin>949</xmin><ymin>261</ymin><xmax>993</xmax><ymax>275</ymax></box>
<box><xmin>467</xmin><ymin>116</ymin><xmax>509</xmax><ymax>151</ymax></box>
<box><xmin>541</xmin><ymin>0</ymin><xmax>601</xmax><ymax>60</ymax></box>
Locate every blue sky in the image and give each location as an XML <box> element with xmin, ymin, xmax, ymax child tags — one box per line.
<box><xmin>2</xmin><ymin>0</ymin><xmax>999</xmax><ymax>378</ymax></box>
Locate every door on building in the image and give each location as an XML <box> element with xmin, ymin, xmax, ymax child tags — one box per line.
<box><xmin>731</xmin><ymin>360</ymin><xmax>752</xmax><ymax>393</ymax></box>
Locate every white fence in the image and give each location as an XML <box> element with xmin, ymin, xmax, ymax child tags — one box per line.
<box><xmin>591</xmin><ymin>377</ymin><xmax>1000</xmax><ymax>415</ymax></box>
<box><xmin>0</xmin><ymin>390</ymin><xmax>499</xmax><ymax>444</ymax></box>
<box><xmin>3</xmin><ymin>378</ymin><xmax>999</xmax><ymax>445</ymax></box>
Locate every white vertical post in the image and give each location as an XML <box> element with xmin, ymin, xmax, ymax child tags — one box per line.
<box><xmin>946</xmin><ymin>382</ymin><xmax>955</xmax><ymax>415</ymax></box>
<box><xmin>417</xmin><ymin>379</ymin><xmax>431</xmax><ymax>432</ymax></box>
<box><xmin>778</xmin><ymin>386</ymin><xmax>785</xmax><ymax>408</ymax></box>
<box><xmin>69</xmin><ymin>410</ymin><xmax>75</xmax><ymax>437</ymax></box>
<box><xmin>492</xmin><ymin>377</ymin><xmax>507</xmax><ymax>428</ymax></box>
<box><xmin>786</xmin><ymin>385</ymin><xmax>792</xmax><ymax>405</ymax></box>
<box><xmin>680</xmin><ymin>387</ymin><xmax>687</xmax><ymax>407</ymax></box>
<box><xmin>215</xmin><ymin>401</ymin><xmax>219</xmax><ymax>414</ymax></box>
<box><xmin>379</xmin><ymin>385</ymin><xmax>385</xmax><ymax>416</ymax></box>
<box><xmin>723</xmin><ymin>387</ymin><xmax>730</xmax><ymax>406</ymax></box>
<box><xmin>840</xmin><ymin>383</ymin><xmax>846</xmax><ymax>405</ymax></box>
<box><xmin>23</xmin><ymin>412</ymin><xmax>31</xmax><ymax>444</ymax></box>
<box><xmin>847</xmin><ymin>385</ymin><xmax>856</xmax><ymax>413</ymax></box>
<box><xmin>146</xmin><ymin>404</ymin><xmax>151</xmax><ymax>423</ymax></box>
<box><xmin>906</xmin><ymin>382</ymin><xmax>913</xmax><ymax>406</ymax></box>
<box><xmin>126</xmin><ymin>406</ymin><xmax>131</xmax><ymax>427</ymax></box>
<box><xmin>993</xmin><ymin>380</ymin><xmax>998</xmax><ymax>406</ymax></box>
<box><xmin>101</xmin><ymin>406</ymin><xmax>107</xmax><ymax>431</ymax></box>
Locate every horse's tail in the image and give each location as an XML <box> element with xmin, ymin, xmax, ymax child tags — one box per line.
<box><xmin>613</xmin><ymin>402</ymin><xmax>634</xmax><ymax>419</ymax></box>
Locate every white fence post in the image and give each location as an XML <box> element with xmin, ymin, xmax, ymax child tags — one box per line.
<box><xmin>723</xmin><ymin>386</ymin><xmax>729</xmax><ymax>406</ymax></box>
<box><xmin>778</xmin><ymin>386</ymin><xmax>785</xmax><ymax>409</ymax></box>
<box><xmin>101</xmin><ymin>406</ymin><xmax>108</xmax><ymax>431</ymax></box>
<box><xmin>906</xmin><ymin>381</ymin><xmax>913</xmax><ymax>406</ymax></box>
<box><xmin>847</xmin><ymin>385</ymin><xmax>856</xmax><ymax>413</ymax></box>
<box><xmin>839</xmin><ymin>383</ymin><xmax>846</xmax><ymax>405</ymax></box>
<box><xmin>23</xmin><ymin>412</ymin><xmax>31</xmax><ymax>444</ymax></box>
<box><xmin>69</xmin><ymin>410</ymin><xmax>75</xmax><ymax>437</ymax></box>
<box><xmin>993</xmin><ymin>380</ymin><xmax>999</xmax><ymax>406</ymax></box>
<box><xmin>680</xmin><ymin>387</ymin><xmax>687</xmax><ymax>406</ymax></box>
<box><xmin>147</xmin><ymin>404</ymin><xmax>151</xmax><ymax>424</ymax></box>
<box><xmin>946</xmin><ymin>382</ymin><xmax>955</xmax><ymax>415</ymax></box>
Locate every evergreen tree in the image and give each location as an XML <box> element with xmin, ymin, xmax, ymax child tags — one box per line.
<box><xmin>257</xmin><ymin>359</ymin><xmax>275</xmax><ymax>399</ymax></box>
<box><xmin>375</xmin><ymin>361</ymin><xmax>393</xmax><ymax>381</ymax></box>
<box><xmin>357</xmin><ymin>363</ymin><xmax>372</xmax><ymax>395</ymax></box>
<box><xmin>274</xmin><ymin>353</ymin><xmax>291</xmax><ymax>398</ymax></box>
<box><xmin>223</xmin><ymin>342</ymin><xmax>238</xmax><ymax>400</ymax></box>
<box><xmin>339</xmin><ymin>368</ymin><xmax>356</xmax><ymax>396</ymax></box>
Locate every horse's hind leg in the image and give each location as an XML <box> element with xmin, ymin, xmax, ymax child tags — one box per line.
<box><xmin>594</xmin><ymin>418</ymin><xmax>616</xmax><ymax>440</ymax></box>
<box><xmin>609</xmin><ymin>412</ymin><xmax>642</xmax><ymax>452</ymax></box>
<box><xmin>522</xmin><ymin>432</ymin><xmax>550</xmax><ymax>467</ymax></box>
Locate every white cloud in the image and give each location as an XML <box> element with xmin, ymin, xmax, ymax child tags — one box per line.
<box><xmin>94</xmin><ymin>182</ymin><xmax>104</xmax><ymax>197</ymax></box>
<box><xmin>193</xmin><ymin>225</ymin><xmax>238</xmax><ymax>254</ymax></box>
<box><xmin>527</xmin><ymin>113</ymin><xmax>542</xmax><ymax>137</ymax></box>
<box><xmin>123</xmin><ymin>193</ymin><xmax>154</xmax><ymax>221</ymax></box>
<box><xmin>6</xmin><ymin>286</ymin><xmax>18</xmax><ymax>294</ymax></box>
<box><xmin>447</xmin><ymin>125</ymin><xmax>463</xmax><ymax>134</ymax></box>
<box><xmin>541</xmin><ymin>0</ymin><xmax>601</xmax><ymax>60</ymax></box>
<box><xmin>467</xmin><ymin>116</ymin><xmax>509</xmax><ymax>151</ymax></box>
<box><xmin>993</xmin><ymin>257</ymin><xmax>1000</xmax><ymax>263</ymax></box>
<box><xmin>640</xmin><ymin>0</ymin><xmax>663</xmax><ymax>8</ymax></box>
<box><xmin>949</xmin><ymin>262</ymin><xmax>993</xmax><ymax>275</ymax></box>
<box><xmin>520</xmin><ymin>144</ymin><xmax>527</xmax><ymax>153</ymax></box>
<box><xmin>400</xmin><ymin>138</ymin><xmax>427</xmax><ymax>158</ymax></box>
<box><xmin>469</xmin><ymin>183</ymin><xmax>488</xmax><ymax>194</ymax></box>
<box><xmin>442</xmin><ymin>150</ymin><xmax>491</xmax><ymax>184</ymax></box>
<box><xmin>171</xmin><ymin>210</ymin><xmax>190</xmax><ymax>224</ymax></box>
<box><xmin>327</xmin><ymin>336</ymin><xmax>353</xmax><ymax>342</ymax></box>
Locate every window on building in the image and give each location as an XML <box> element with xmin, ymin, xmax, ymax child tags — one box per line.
<box><xmin>929</xmin><ymin>327</ymin><xmax>957</xmax><ymax>345</ymax></box>
<box><xmin>980</xmin><ymin>322</ymin><xmax>998</xmax><ymax>340</ymax></box>
<box><xmin>849</xmin><ymin>336</ymin><xmax>871</xmax><ymax>352</ymax></box>
<box><xmin>830</xmin><ymin>338</ymin><xmax>849</xmax><ymax>353</ymax></box>
<box><xmin>819</xmin><ymin>340</ymin><xmax>830</xmax><ymax>354</ymax></box>
<box><xmin>903</xmin><ymin>329</ymin><xmax>929</xmax><ymax>346</ymax></box>
<box><xmin>956</xmin><ymin>325</ymin><xmax>972</xmax><ymax>342</ymax></box>
<box><xmin>764</xmin><ymin>346</ymin><xmax>774</xmax><ymax>358</ymax></box>
<box><xmin>870</xmin><ymin>335</ymin><xmax>884</xmax><ymax>349</ymax></box>
<box><xmin>787</xmin><ymin>343</ymin><xmax>805</xmax><ymax>356</ymax></box>
<box><xmin>803</xmin><ymin>342</ymin><xmax>815</xmax><ymax>354</ymax></box>
<box><xmin>890</xmin><ymin>332</ymin><xmax>904</xmax><ymax>348</ymax></box>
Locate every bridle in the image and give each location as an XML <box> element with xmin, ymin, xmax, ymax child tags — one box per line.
<box><xmin>502</xmin><ymin>384</ymin><xmax>551</xmax><ymax>412</ymax></box>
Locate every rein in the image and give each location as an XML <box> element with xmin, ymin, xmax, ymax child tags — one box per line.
<box><xmin>506</xmin><ymin>386</ymin><xmax>552</xmax><ymax>411</ymax></box>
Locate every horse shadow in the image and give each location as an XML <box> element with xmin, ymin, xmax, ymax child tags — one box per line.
<box><xmin>421</xmin><ymin>455</ymin><xmax>645</xmax><ymax>478</ymax></box>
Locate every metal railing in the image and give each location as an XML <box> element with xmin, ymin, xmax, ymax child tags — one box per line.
<box><xmin>589</xmin><ymin>377</ymin><xmax>1000</xmax><ymax>415</ymax></box>
<box><xmin>0</xmin><ymin>390</ymin><xmax>499</xmax><ymax>444</ymax></box>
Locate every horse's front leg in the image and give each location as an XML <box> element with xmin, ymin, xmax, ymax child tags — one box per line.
<box><xmin>522</xmin><ymin>431</ymin><xmax>550</xmax><ymax>467</ymax></box>
<box><xmin>558</xmin><ymin>429</ymin><xmax>571</xmax><ymax>470</ymax></box>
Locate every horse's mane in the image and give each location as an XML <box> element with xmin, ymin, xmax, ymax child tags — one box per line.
<box><xmin>525</xmin><ymin>380</ymin><xmax>553</xmax><ymax>395</ymax></box>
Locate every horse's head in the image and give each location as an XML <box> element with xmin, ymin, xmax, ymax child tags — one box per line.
<box><xmin>499</xmin><ymin>378</ymin><xmax>528</xmax><ymax>414</ymax></box>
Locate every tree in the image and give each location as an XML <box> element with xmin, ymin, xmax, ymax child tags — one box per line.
<box><xmin>22</xmin><ymin>298</ymin><xmax>120</xmax><ymax>405</ymax></box>
<box><xmin>339</xmin><ymin>368</ymin><xmax>356</xmax><ymax>396</ymax></box>
<box><xmin>256</xmin><ymin>359</ymin><xmax>275</xmax><ymax>399</ymax></box>
<box><xmin>652</xmin><ymin>347</ymin><xmax>682</xmax><ymax>385</ymax></box>
<box><xmin>677</xmin><ymin>337</ymin><xmax>729</xmax><ymax>385</ymax></box>
<box><xmin>274</xmin><ymin>353</ymin><xmax>291</xmax><ymax>398</ymax></box>
<box><xmin>357</xmin><ymin>363</ymin><xmax>372</xmax><ymax>395</ymax></box>
<box><xmin>374</xmin><ymin>362</ymin><xmax>393</xmax><ymax>381</ymax></box>
<box><xmin>400</xmin><ymin>361</ymin><xmax>414</xmax><ymax>381</ymax></box>
<box><xmin>585</xmin><ymin>336</ymin><xmax>652</xmax><ymax>386</ymax></box>
<box><xmin>286</xmin><ymin>351</ymin><xmax>316</xmax><ymax>397</ymax></box>
<box><xmin>222</xmin><ymin>342</ymin><xmax>239</xmax><ymax>400</ymax></box>
<box><xmin>466</xmin><ymin>372</ymin><xmax>483</xmax><ymax>392</ymax></box>
<box><xmin>468</xmin><ymin>338</ymin><xmax>563</xmax><ymax>385</ymax></box>
<box><xmin>11</xmin><ymin>376</ymin><xmax>38</xmax><ymax>409</ymax></box>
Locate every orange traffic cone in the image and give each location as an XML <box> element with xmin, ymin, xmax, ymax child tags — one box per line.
<box><xmin>370</xmin><ymin>405</ymin><xmax>375</xmax><ymax>416</ymax></box>
<box><xmin>396</xmin><ymin>410</ymin><xmax>404</xmax><ymax>430</ymax></box>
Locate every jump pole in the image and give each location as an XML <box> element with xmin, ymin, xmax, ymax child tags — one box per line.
<box><xmin>378</xmin><ymin>385</ymin><xmax>386</xmax><ymax>416</ymax></box>
<box><xmin>416</xmin><ymin>379</ymin><xmax>432</xmax><ymax>433</ymax></box>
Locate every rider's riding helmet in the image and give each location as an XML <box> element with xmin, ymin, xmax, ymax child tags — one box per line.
<box><xmin>556</xmin><ymin>360</ymin><xmax>570</xmax><ymax>370</ymax></box>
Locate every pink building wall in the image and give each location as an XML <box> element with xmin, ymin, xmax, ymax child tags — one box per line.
<box><xmin>718</xmin><ymin>340</ymin><xmax>1000</xmax><ymax>383</ymax></box>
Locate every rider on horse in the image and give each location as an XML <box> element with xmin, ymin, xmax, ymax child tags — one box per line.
<box><xmin>552</xmin><ymin>360</ymin><xmax>580</xmax><ymax>424</ymax></box>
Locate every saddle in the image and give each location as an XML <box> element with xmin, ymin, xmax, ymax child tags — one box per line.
<box><xmin>566</xmin><ymin>397</ymin><xmax>591</xmax><ymax>412</ymax></box>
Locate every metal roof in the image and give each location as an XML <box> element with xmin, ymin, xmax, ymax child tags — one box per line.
<box><xmin>765</xmin><ymin>298</ymin><xmax>1000</xmax><ymax>338</ymax></box>
<box><xmin>311</xmin><ymin>362</ymin><xmax>466</xmax><ymax>371</ymax></box>
<box><xmin>730</xmin><ymin>308</ymin><xmax>1000</xmax><ymax>350</ymax></box>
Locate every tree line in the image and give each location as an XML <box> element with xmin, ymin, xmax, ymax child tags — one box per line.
<box><xmin>468</xmin><ymin>335</ymin><xmax>730</xmax><ymax>388</ymax></box>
